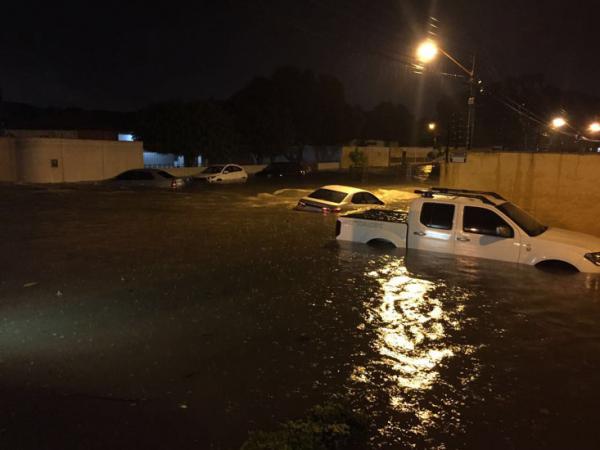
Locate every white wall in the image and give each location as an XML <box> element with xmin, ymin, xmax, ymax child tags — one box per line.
<box><xmin>0</xmin><ymin>137</ymin><xmax>143</xmax><ymax>183</ymax></box>
<box><xmin>440</xmin><ymin>151</ymin><xmax>600</xmax><ymax>235</ymax></box>
<box><xmin>341</xmin><ymin>146</ymin><xmax>433</xmax><ymax>169</ymax></box>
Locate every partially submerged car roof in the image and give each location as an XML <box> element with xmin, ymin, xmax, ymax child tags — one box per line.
<box><xmin>317</xmin><ymin>185</ymin><xmax>366</xmax><ymax>195</ymax></box>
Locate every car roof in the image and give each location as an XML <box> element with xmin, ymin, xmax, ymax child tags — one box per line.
<box><xmin>317</xmin><ymin>185</ymin><xmax>368</xmax><ymax>195</ymax></box>
<box><xmin>122</xmin><ymin>168</ymin><xmax>162</xmax><ymax>173</ymax></box>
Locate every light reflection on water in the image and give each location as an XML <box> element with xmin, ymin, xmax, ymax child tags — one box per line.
<box><xmin>349</xmin><ymin>255</ymin><xmax>477</xmax><ymax>446</ymax></box>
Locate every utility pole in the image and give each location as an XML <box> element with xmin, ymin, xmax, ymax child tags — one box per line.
<box><xmin>465</xmin><ymin>54</ymin><xmax>476</xmax><ymax>153</ymax></box>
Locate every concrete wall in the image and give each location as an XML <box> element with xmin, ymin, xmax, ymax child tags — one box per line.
<box><xmin>341</xmin><ymin>146</ymin><xmax>433</xmax><ymax>169</ymax></box>
<box><xmin>317</xmin><ymin>162</ymin><xmax>340</xmax><ymax>171</ymax></box>
<box><xmin>0</xmin><ymin>137</ymin><xmax>143</xmax><ymax>183</ymax></box>
<box><xmin>440</xmin><ymin>151</ymin><xmax>600</xmax><ymax>235</ymax></box>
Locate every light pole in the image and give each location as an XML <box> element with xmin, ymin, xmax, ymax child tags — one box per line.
<box><xmin>416</xmin><ymin>40</ymin><xmax>477</xmax><ymax>152</ymax></box>
<box><xmin>427</xmin><ymin>121</ymin><xmax>438</xmax><ymax>151</ymax></box>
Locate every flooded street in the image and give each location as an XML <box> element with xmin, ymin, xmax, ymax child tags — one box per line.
<box><xmin>1</xmin><ymin>179</ymin><xmax>600</xmax><ymax>449</ymax></box>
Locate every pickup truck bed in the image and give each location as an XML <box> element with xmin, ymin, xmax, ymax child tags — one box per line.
<box><xmin>336</xmin><ymin>209</ymin><xmax>409</xmax><ymax>248</ymax></box>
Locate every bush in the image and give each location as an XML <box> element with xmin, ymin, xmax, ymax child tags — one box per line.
<box><xmin>348</xmin><ymin>148</ymin><xmax>367</xmax><ymax>168</ymax></box>
<box><xmin>241</xmin><ymin>401</ymin><xmax>367</xmax><ymax>450</ymax></box>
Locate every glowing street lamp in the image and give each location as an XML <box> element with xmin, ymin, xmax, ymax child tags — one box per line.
<box><xmin>551</xmin><ymin>117</ymin><xmax>567</xmax><ymax>129</ymax></box>
<box><xmin>416</xmin><ymin>40</ymin><xmax>439</xmax><ymax>64</ymax></box>
<box><xmin>589</xmin><ymin>122</ymin><xmax>600</xmax><ymax>133</ymax></box>
<box><xmin>415</xmin><ymin>39</ymin><xmax>476</xmax><ymax>151</ymax></box>
<box><xmin>428</xmin><ymin>122</ymin><xmax>437</xmax><ymax>131</ymax></box>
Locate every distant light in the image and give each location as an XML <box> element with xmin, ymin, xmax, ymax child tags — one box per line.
<box><xmin>589</xmin><ymin>122</ymin><xmax>600</xmax><ymax>133</ymax></box>
<box><xmin>118</xmin><ymin>133</ymin><xmax>134</xmax><ymax>142</ymax></box>
<box><xmin>551</xmin><ymin>117</ymin><xmax>567</xmax><ymax>129</ymax></box>
<box><xmin>416</xmin><ymin>40</ymin><xmax>439</xmax><ymax>64</ymax></box>
<box><xmin>428</xmin><ymin>122</ymin><xmax>436</xmax><ymax>131</ymax></box>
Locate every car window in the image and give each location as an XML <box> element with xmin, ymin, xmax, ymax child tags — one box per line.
<box><xmin>229</xmin><ymin>166</ymin><xmax>242</xmax><ymax>172</ymax></box>
<box><xmin>116</xmin><ymin>170</ymin><xmax>136</xmax><ymax>180</ymax></box>
<box><xmin>203</xmin><ymin>166</ymin><xmax>224</xmax><ymax>174</ymax></box>
<box><xmin>308</xmin><ymin>188</ymin><xmax>347</xmax><ymax>204</ymax></box>
<box><xmin>156</xmin><ymin>170</ymin><xmax>174</xmax><ymax>179</ymax></box>
<box><xmin>463</xmin><ymin>207</ymin><xmax>514</xmax><ymax>238</ymax></box>
<box><xmin>362</xmin><ymin>192</ymin><xmax>382</xmax><ymax>204</ymax></box>
<box><xmin>351</xmin><ymin>193</ymin><xmax>365</xmax><ymax>204</ymax></box>
<box><xmin>352</xmin><ymin>192</ymin><xmax>380</xmax><ymax>204</ymax></box>
<box><xmin>420</xmin><ymin>202</ymin><xmax>455</xmax><ymax>230</ymax></box>
<box><xmin>139</xmin><ymin>171</ymin><xmax>155</xmax><ymax>180</ymax></box>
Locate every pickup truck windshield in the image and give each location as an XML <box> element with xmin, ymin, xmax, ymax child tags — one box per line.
<box><xmin>497</xmin><ymin>202</ymin><xmax>547</xmax><ymax>237</ymax></box>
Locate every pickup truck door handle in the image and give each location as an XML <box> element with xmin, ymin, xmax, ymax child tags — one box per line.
<box><xmin>456</xmin><ymin>236</ymin><xmax>470</xmax><ymax>242</ymax></box>
<box><xmin>413</xmin><ymin>231</ymin><xmax>426</xmax><ymax>236</ymax></box>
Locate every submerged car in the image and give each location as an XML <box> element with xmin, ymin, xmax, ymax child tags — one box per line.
<box><xmin>255</xmin><ymin>162</ymin><xmax>309</xmax><ymax>179</ymax></box>
<box><xmin>193</xmin><ymin>164</ymin><xmax>248</xmax><ymax>183</ymax></box>
<box><xmin>296</xmin><ymin>185</ymin><xmax>384</xmax><ymax>213</ymax></box>
<box><xmin>110</xmin><ymin>169</ymin><xmax>187</xmax><ymax>189</ymax></box>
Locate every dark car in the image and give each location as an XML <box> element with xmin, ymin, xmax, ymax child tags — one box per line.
<box><xmin>254</xmin><ymin>162</ymin><xmax>309</xmax><ymax>179</ymax></box>
<box><xmin>108</xmin><ymin>169</ymin><xmax>188</xmax><ymax>189</ymax></box>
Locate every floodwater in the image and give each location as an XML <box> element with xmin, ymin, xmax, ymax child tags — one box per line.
<box><xmin>1</xmin><ymin>178</ymin><xmax>600</xmax><ymax>449</ymax></box>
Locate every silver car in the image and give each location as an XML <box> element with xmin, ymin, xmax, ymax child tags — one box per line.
<box><xmin>296</xmin><ymin>185</ymin><xmax>384</xmax><ymax>213</ymax></box>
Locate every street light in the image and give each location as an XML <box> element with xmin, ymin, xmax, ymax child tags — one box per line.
<box><xmin>589</xmin><ymin>122</ymin><xmax>600</xmax><ymax>133</ymax></box>
<box><xmin>416</xmin><ymin>39</ymin><xmax>477</xmax><ymax>152</ymax></box>
<box><xmin>551</xmin><ymin>117</ymin><xmax>567</xmax><ymax>129</ymax></box>
<box><xmin>416</xmin><ymin>40</ymin><xmax>439</xmax><ymax>64</ymax></box>
<box><xmin>428</xmin><ymin>122</ymin><xmax>437</xmax><ymax>131</ymax></box>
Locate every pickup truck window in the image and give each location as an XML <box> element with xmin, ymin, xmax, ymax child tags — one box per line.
<box><xmin>497</xmin><ymin>202</ymin><xmax>547</xmax><ymax>237</ymax></box>
<box><xmin>463</xmin><ymin>207</ymin><xmax>514</xmax><ymax>238</ymax></box>
<box><xmin>420</xmin><ymin>203</ymin><xmax>455</xmax><ymax>230</ymax></box>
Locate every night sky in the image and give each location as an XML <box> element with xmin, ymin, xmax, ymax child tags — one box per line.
<box><xmin>2</xmin><ymin>0</ymin><xmax>598</xmax><ymax>111</ymax></box>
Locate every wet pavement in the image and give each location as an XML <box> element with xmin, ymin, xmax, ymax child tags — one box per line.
<box><xmin>1</xmin><ymin>177</ymin><xmax>600</xmax><ymax>449</ymax></box>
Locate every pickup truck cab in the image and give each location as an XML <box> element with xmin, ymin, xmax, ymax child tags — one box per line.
<box><xmin>336</xmin><ymin>188</ymin><xmax>600</xmax><ymax>273</ymax></box>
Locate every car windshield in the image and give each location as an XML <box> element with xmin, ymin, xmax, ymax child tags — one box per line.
<box><xmin>497</xmin><ymin>202</ymin><xmax>547</xmax><ymax>237</ymax></box>
<box><xmin>308</xmin><ymin>188</ymin><xmax>348</xmax><ymax>204</ymax></box>
<box><xmin>203</xmin><ymin>166</ymin><xmax>224</xmax><ymax>174</ymax></box>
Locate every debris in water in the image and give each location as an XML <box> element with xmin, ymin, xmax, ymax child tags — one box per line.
<box><xmin>23</xmin><ymin>282</ymin><xmax>38</xmax><ymax>288</ymax></box>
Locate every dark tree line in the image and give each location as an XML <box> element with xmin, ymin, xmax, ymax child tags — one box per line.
<box><xmin>137</xmin><ymin>68</ymin><xmax>600</xmax><ymax>164</ymax></box>
<box><xmin>136</xmin><ymin>66</ymin><xmax>419</xmax><ymax>164</ymax></box>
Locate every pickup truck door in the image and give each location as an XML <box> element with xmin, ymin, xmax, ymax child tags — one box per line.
<box><xmin>408</xmin><ymin>201</ymin><xmax>457</xmax><ymax>255</ymax></box>
<box><xmin>455</xmin><ymin>205</ymin><xmax>522</xmax><ymax>263</ymax></box>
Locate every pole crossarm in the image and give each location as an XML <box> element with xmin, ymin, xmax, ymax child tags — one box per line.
<box><xmin>439</xmin><ymin>48</ymin><xmax>474</xmax><ymax>78</ymax></box>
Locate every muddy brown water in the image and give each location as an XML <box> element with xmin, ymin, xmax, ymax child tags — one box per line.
<box><xmin>1</xmin><ymin>180</ymin><xmax>600</xmax><ymax>449</ymax></box>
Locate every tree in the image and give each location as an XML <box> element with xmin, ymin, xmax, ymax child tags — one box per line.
<box><xmin>136</xmin><ymin>100</ymin><xmax>237</xmax><ymax>165</ymax></box>
<box><xmin>230</xmin><ymin>77</ymin><xmax>296</xmax><ymax>162</ymax></box>
<box><xmin>362</xmin><ymin>102</ymin><xmax>414</xmax><ymax>144</ymax></box>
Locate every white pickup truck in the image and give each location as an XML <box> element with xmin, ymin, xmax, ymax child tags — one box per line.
<box><xmin>336</xmin><ymin>188</ymin><xmax>600</xmax><ymax>273</ymax></box>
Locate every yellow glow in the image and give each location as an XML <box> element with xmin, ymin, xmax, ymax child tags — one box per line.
<box><xmin>589</xmin><ymin>122</ymin><xmax>600</xmax><ymax>133</ymax></box>
<box><xmin>416</xmin><ymin>40</ymin><xmax>439</xmax><ymax>63</ymax></box>
<box><xmin>551</xmin><ymin>117</ymin><xmax>567</xmax><ymax>129</ymax></box>
<box><xmin>428</xmin><ymin>122</ymin><xmax>436</xmax><ymax>131</ymax></box>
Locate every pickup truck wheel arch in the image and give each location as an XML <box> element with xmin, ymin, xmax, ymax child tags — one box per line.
<box><xmin>534</xmin><ymin>260</ymin><xmax>580</xmax><ymax>273</ymax></box>
<box><xmin>367</xmin><ymin>238</ymin><xmax>397</xmax><ymax>248</ymax></box>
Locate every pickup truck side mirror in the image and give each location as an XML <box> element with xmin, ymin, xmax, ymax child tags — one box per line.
<box><xmin>496</xmin><ymin>226</ymin><xmax>513</xmax><ymax>238</ymax></box>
